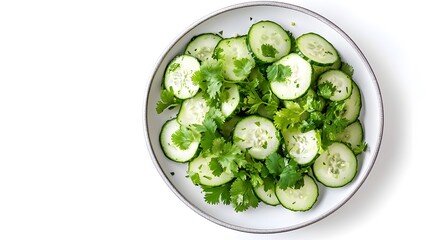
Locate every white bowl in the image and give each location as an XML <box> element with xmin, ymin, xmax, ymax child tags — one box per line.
<box><xmin>143</xmin><ymin>1</ymin><xmax>384</xmax><ymax>233</ymax></box>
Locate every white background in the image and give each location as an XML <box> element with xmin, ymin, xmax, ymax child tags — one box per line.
<box><xmin>0</xmin><ymin>0</ymin><xmax>425</xmax><ymax>239</ymax></box>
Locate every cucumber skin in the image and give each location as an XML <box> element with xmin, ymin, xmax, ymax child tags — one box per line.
<box><xmin>312</xmin><ymin>142</ymin><xmax>357</xmax><ymax>188</ymax></box>
<box><xmin>246</xmin><ymin>20</ymin><xmax>292</xmax><ymax>64</ymax></box>
<box><xmin>159</xmin><ymin>119</ymin><xmax>200</xmax><ymax>163</ymax></box>
<box><xmin>275</xmin><ymin>175</ymin><xmax>319</xmax><ymax>211</ymax></box>
<box><xmin>295</xmin><ymin>33</ymin><xmax>340</xmax><ymax>67</ymax></box>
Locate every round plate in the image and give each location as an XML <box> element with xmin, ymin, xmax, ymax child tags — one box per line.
<box><xmin>144</xmin><ymin>1</ymin><xmax>383</xmax><ymax>233</ymax></box>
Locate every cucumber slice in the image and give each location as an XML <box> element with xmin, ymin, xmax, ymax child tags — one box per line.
<box><xmin>185</xmin><ymin>33</ymin><xmax>222</xmax><ymax>61</ymax></box>
<box><xmin>335</xmin><ymin>120</ymin><xmax>364</xmax><ymax>154</ymax></box>
<box><xmin>312</xmin><ymin>58</ymin><xmax>341</xmax><ymax>80</ymax></box>
<box><xmin>160</xmin><ymin>118</ymin><xmax>199</xmax><ymax>163</ymax></box>
<box><xmin>213</xmin><ymin>36</ymin><xmax>255</xmax><ymax>81</ymax></box>
<box><xmin>296</xmin><ymin>32</ymin><xmax>339</xmax><ymax>67</ymax></box>
<box><xmin>233</xmin><ymin>115</ymin><xmax>280</xmax><ymax>159</ymax></box>
<box><xmin>313</xmin><ymin>142</ymin><xmax>357</xmax><ymax>187</ymax></box>
<box><xmin>188</xmin><ymin>154</ymin><xmax>235</xmax><ymax>186</ymax></box>
<box><xmin>247</xmin><ymin>20</ymin><xmax>291</xmax><ymax>63</ymax></box>
<box><xmin>177</xmin><ymin>93</ymin><xmax>209</xmax><ymax>127</ymax></box>
<box><xmin>270</xmin><ymin>53</ymin><xmax>312</xmax><ymax>100</ymax></box>
<box><xmin>254</xmin><ymin>180</ymin><xmax>280</xmax><ymax>206</ymax></box>
<box><xmin>164</xmin><ymin>55</ymin><xmax>200</xmax><ymax>99</ymax></box>
<box><xmin>283</xmin><ymin>129</ymin><xmax>320</xmax><ymax>165</ymax></box>
<box><xmin>318</xmin><ymin>70</ymin><xmax>353</xmax><ymax>101</ymax></box>
<box><xmin>275</xmin><ymin>175</ymin><xmax>319</xmax><ymax>211</ymax></box>
<box><xmin>221</xmin><ymin>83</ymin><xmax>240</xmax><ymax>117</ymax></box>
<box><xmin>341</xmin><ymin>81</ymin><xmax>362</xmax><ymax>123</ymax></box>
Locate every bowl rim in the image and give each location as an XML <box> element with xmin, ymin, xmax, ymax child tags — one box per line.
<box><xmin>143</xmin><ymin>0</ymin><xmax>384</xmax><ymax>234</ymax></box>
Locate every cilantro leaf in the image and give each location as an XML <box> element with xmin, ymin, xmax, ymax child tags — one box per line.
<box><xmin>262</xmin><ymin>176</ymin><xmax>276</xmax><ymax>192</ymax></box>
<box><xmin>299</xmin><ymin>111</ymin><xmax>324</xmax><ymax>132</ymax></box>
<box><xmin>341</xmin><ymin>62</ymin><xmax>354</xmax><ymax>77</ymax></box>
<box><xmin>155</xmin><ymin>87</ymin><xmax>182</xmax><ymax>113</ymax></box>
<box><xmin>249</xmin><ymin>173</ymin><xmax>264</xmax><ymax>188</ymax></box>
<box><xmin>189</xmin><ymin>171</ymin><xmax>201</xmax><ymax>185</ymax></box>
<box><xmin>233</xmin><ymin>58</ymin><xmax>254</xmax><ymax>78</ymax></box>
<box><xmin>266</xmin><ymin>64</ymin><xmax>292</xmax><ymax>82</ymax></box>
<box><xmin>321</xmin><ymin>102</ymin><xmax>350</xmax><ymax>147</ymax></box>
<box><xmin>265</xmin><ymin>153</ymin><xmax>286</xmax><ymax>176</ymax></box>
<box><xmin>201</xmin><ymin>183</ymin><xmax>232</xmax><ymax>205</ymax></box>
<box><xmin>261</xmin><ymin>44</ymin><xmax>279</xmax><ymax>58</ymax></box>
<box><xmin>208</xmin><ymin>157</ymin><xmax>225</xmax><ymax>177</ymax></box>
<box><xmin>318</xmin><ymin>81</ymin><xmax>337</xmax><ymax>99</ymax></box>
<box><xmin>243</xmin><ymin>89</ymin><xmax>263</xmax><ymax>114</ymax></box>
<box><xmin>265</xmin><ymin>153</ymin><xmax>307</xmax><ymax>190</ymax></box>
<box><xmin>195</xmin><ymin>118</ymin><xmax>218</xmax><ymax>154</ymax></box>
<box><xmin>296</xmin><ymin>90</ymin><xmax>325</xmax><ymax>112</ymax></box>
<box><xmin>211</xmin><ymin>138</ymin><xmax>246</xmax><ymax>175</ymax></box>
<box><xmin>278</xmin><ymin>160</ymin><xmax>305</xmax><ymax>190</ymax></box>
<box><xmin>230</xmin><ymin>178</ymin><xmax>259</xmax><ymax>212</ymax></box>
<box><xmin>171</xmin><ymin>126</ymin><xmax>200</xmax><ymax>150</ymax></box>
<box><xmin>273</xmin><ymin>101</ymin><xmax>305</xmax><ymax>130</ymax></box>
<box><xmin>206</xmin><ymin>107</ymin><xmax>225</xmax><ymax>126</ymax></box>
<box><xmin>353</xmin><ymin>141</ymin><xmax>367</xmax><ymax>155</ymax></box>
<box><xmin>241</xmin><ymin>69</ymin><xmax>280</xmax><ymax>116</ymax></box>
<box><xmin>213</xmin><ymin>47</ymin><xmax>224</xmax><ymax>59</ymax></box>
<box><xmin>261</xmin><ymin>90</ymin><xmax>280</xmax><ymax>116</ymax></box>
<box><xmin>192</xmin><ymin>59</ymin><xmax>224</xmax><ymax>99</ymax></box>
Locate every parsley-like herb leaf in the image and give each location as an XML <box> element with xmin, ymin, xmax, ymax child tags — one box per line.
<box><xmin>195</xmin><ymin>117</ymin><xmax>218</xmax><ymax>154</ymax></box>
<box><xmin>341</xmin><ymin>62</ymin><xmax>354</xmax><ymax>77</ymax></box>
<box><xmin>273</xmin><ymin>101</ymin><xmax>305</xmax><ymax>130</ymax></box>
<box><xmin>210</xmin><ymin>137</ymin><xmax>246</xmax><ymax>175</ymax></box>
<box><xmin>265</xmin><ymin>153</ymin><xmax>307</xmax><ymax>190</ymax></box>
<box><xmin>318</xmin><ymin>81</ymin><xmax>337</xmax><ymax>99</ymax></box>
<box><xmin>230</xmin><ymin>178</ymin><xmax>259</xmax><ymax>212</ymax></box>
<box><xmin>321</xmin><ymin>102</ymin><xmax>350</xmax><ymax>147</ymax></box>
<box><xmin>266</xmin><ymin>153</ymin><xmax>286</xmax><ymax>176</ymax></box>
<box><xmin>266</xmin><ymin>64</ymin><xmax>292</xmax><ymax>82</ymax></box>
<box><xmin>261</xmin><ymin>44</ymin><xmax>279</xmax><ymax>58</ymax></box>
<box><xmin>233</xmin><ymin>58</ymin><xmax>254</xmax><ymax>78</ymax></box>
<box><xmin>201</xmin><ymin>183</ymin><xmax>232</xmax><ymax>205</ymax></box>
<box><xmin>278</xmin><ymin>160</ymin><xmax>305</xmax><ymax>190</ymax></box>
<box><xmin>192</xmin><ymin>59</ymin><xmax>224</xmax><ymax>99</ymax></box>
<box><xmin>171</xmin><ymin>126</ymin><xmax>200</xmax><ymax>150</ymax></box>
<box><xmin>156</xmin><ymin>87</ymin><xmax>182</xmax><ymax>113</ymax></box>
<box><xmin>353</xmin><ymin>141</ymin><xmax>367</xmax><ymax>155</ymax></box>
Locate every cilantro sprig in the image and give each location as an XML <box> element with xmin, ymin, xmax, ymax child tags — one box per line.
<box><xmin>156</xmin><ymin>87</ymin><xmax>182</xmax><ymax>114</ymax></box>
<box><xmin>265</xmin><ymin>153</ymin><xmax>308</xmax><ymax>190</ymax></box>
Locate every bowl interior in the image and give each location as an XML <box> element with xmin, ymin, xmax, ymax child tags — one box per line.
<box><xmin>144</xmin><ymin>2</ymin><xmax>383</xmax><ymax>233</ymax></box>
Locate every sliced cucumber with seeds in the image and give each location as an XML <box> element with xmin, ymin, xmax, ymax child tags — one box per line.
<box><xmin>313</xmin><ymin>142</ymin><xmax>357</xmax><ymax>187</ymax></box>
<box><xmin>340</xmin><ymin>81</ymin><xmax>362</xmax><ymax>124</ymax></box>
<box><xmin>296</xmin><ymin>32</ymin><xmax>340</xmax><ymax>67</ymax></box>
<box><xmin>164</xmin><ymin>55</ymin><xmax>200</xmax><ymax>99</ymax></box>
<box><xmin>270</xmin><ymin>53</ymin><xmax>312</xmax><ymax>100</ymax></box>
<box><xmin>318</xmin><ymin>70</ymin><xmax>353</xmax><ymax>101</ymax></box>
<box><xmin>177</xmin><ymin>93</ymin><xmax>209</xmax><ymax>126</ymax></box>
<box><xmin>188</xmin><ymin>154</ymin><xmax>235</xmax><ymax>186</ymax></box>
<box><xmin>254</xmin><ymin>179</ymin><xmax>280</xmax><ymax>206</ymax></box>
<box><xmin>160</xmin><ymin>118</ymin><xmax>199</xmax><ymax>163</ymax></box>
<box><xmin>275</xmin><ymin>175</ymin><xmax>319</xmax><ymax>211</ymax></box>
<box><xmin>221</xmin><ymin>83</ymin><xmax>240</xmax><ymax>117</ymax></box>
<box><xmin>213</xmin><ymin>36</ymin><xmax>255</xmax><ymax>81</ymax></box>
<box><xmin>283</xmin><ymin>129</ymin><xmax>320</xmax><ymax>165</ymax></box>
<box><xmin>312</xmin><ymin>58</ymin><xmax>342</xmax><ymax>81</ymax></box>
<box><xmin>185</xmin><ymin>33</ymin><xmax>222</xmax><ymax>61</ymax></box>
<box><xmin>247</xmin><ymin>20</ymin><xmax>292</xmax><ymax>63</ymax></box>
<box><xmin>335</xmin><ymin>120</ymin><xmax>364</xmax><ymax>154</ymax></box>
<box><xmin>233</xmin><ymin>115</ymin><xmax>280</xmax><ymax>159</ymax></box>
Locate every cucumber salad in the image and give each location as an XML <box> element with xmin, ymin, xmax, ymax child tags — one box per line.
<box><xmin>156</xmin><ymin>20</ymin><xmax>366</xmax><ymax>212</ymax></box>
